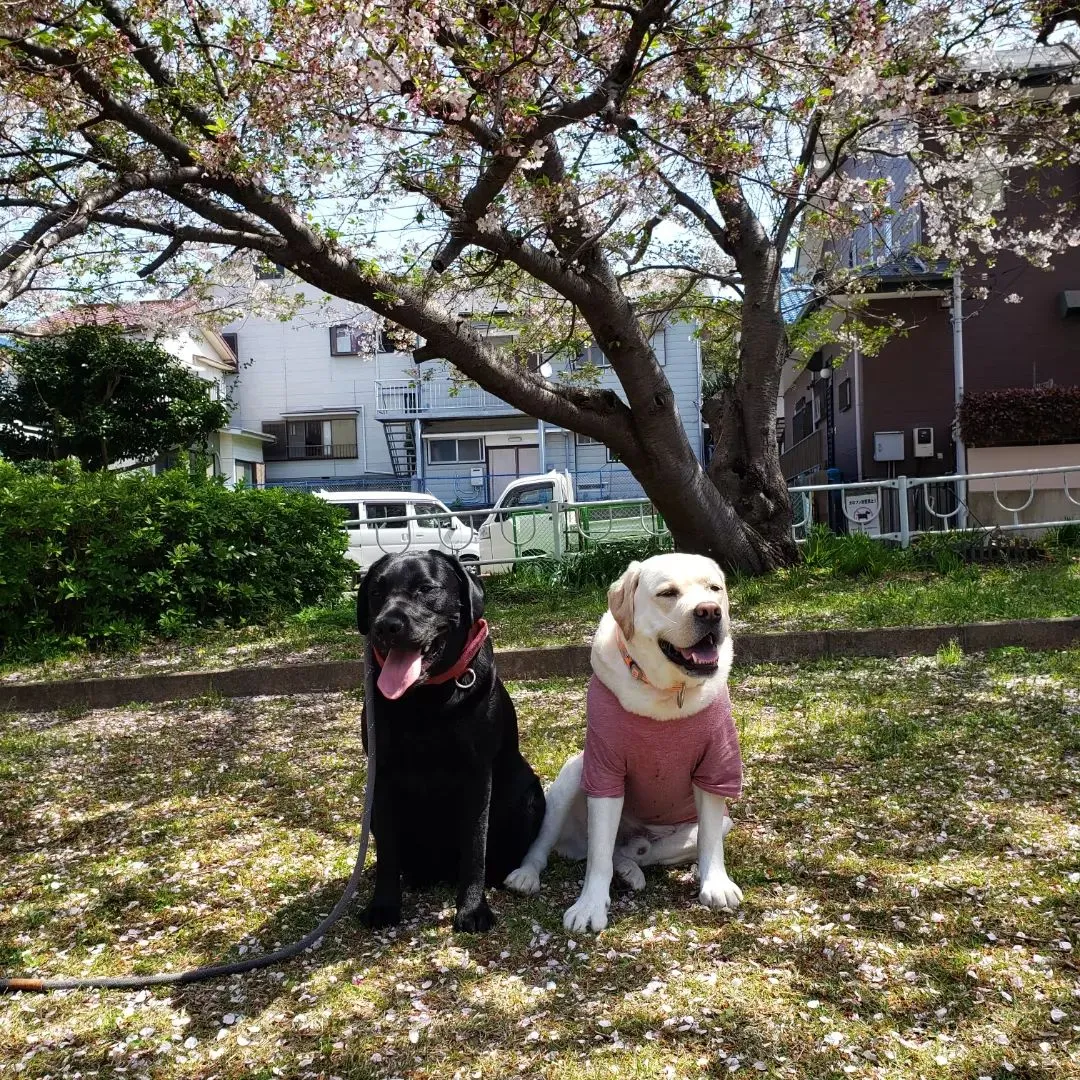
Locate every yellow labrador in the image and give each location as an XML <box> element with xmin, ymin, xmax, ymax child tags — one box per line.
<box><xmin>506</xmin><ymin>553</ymin><xmax>743</xmax><ymax>932</ymax></box>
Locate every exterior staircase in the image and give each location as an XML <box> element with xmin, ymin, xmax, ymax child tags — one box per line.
<box><xmin>382</xmin><ymin>422</ymin><xmax>417</xmax><ymax>479</ymax></box>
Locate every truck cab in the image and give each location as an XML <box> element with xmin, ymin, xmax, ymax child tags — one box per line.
<box><xmin>477</xmin><ymin>470</ymin><xmax>577</xmax><ymax>570</ymax></box>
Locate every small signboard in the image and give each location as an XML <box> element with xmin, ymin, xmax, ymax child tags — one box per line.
<box><xmin>844</xmin><ymin>491</ymin><xmax>881</xmax><ymax>536</ymax></box>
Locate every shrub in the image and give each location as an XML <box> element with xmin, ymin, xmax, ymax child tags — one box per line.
<box><xmin>957</xmin><ymin>386</ymin><xmax>1080</xmax><ymax>447</ymax></box>
<box><xmin>0</xmin><ymin>462</ymin><xmax>350</xmax><ymax>657</ymax></box>
<box><xmin>485</xmin><ymin>535</ymin><xmax>672</xmax><ymax>600</ymax></box>
<box><xmin>801</xmin><ymin>525</ymin><xmax>907</xmax><ymax>577</ymax></box>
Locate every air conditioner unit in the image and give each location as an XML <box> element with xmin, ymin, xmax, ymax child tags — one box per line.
<box><xmin>1059</xmin><ymin>290</ymin><xmax>1080</xmax><ymax>318</ymax></box>
<box><xmin>913</xmin><ymin>426</ymin><xmax>935</xmax><ymax>458</ymax></box>
<box><xmin>873</xmin><ymin>430</ymin><xmax>905</xmax><ymax>462</ymax></box>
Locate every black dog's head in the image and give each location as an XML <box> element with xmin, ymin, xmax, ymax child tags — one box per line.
<box><xmin>357</xmin><ymin>550</ymin><xmax>484</xmax><ymax>699</ymax></box>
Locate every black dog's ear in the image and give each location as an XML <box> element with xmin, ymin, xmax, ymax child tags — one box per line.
<box><xmin>356</xmin><ymin>554</ymin><xmax>392</xmax><ymax>635</ymax></box>
<box><xmin>428</xmin><ymin>550</ymin><xmax>484</xmax><ymax>626</ymax></box>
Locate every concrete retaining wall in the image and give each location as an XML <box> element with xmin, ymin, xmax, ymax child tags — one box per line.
<box><xmin>2</xmin><ymin>617</ymin><xmax>1077</xmax><ymax>714</ymax></box>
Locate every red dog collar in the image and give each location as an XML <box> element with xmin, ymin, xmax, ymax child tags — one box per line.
<box><xmin>372</xmin><ymin>619</ymin><xmax>490</xmax><ymax>690</ymax></box>
<box><xmin>614</xmin><ymin>626</ymin><xmax>686</xmax><ymax>708</ymax></box>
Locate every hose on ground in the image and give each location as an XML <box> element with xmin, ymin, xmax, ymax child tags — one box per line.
<box><xmin>0</xmin><ymin>645</ymin><xmax>377</xmax><ymax>994</ymax></box>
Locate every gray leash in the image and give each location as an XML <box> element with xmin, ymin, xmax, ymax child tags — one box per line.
<box><xmin>0</xmin><ymin>646</ymin><xmax>378</xmax><ymax>993</ymax></box>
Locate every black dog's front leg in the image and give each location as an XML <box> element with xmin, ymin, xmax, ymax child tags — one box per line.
<box><xmin>359</xmin><ymin>753</ymin><xmax>403</xmax><ymax>928</ymax></box>
<box><xmin>453</xmin><ymin>767</ymin><xmax>495</xmax><ymax>932</ymax></box>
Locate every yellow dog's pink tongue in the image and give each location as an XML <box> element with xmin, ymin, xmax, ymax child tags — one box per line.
<box><xmin>377</xmin><ymin>648</ymin><xmax>424</xmax><ymax>699</ymax></box>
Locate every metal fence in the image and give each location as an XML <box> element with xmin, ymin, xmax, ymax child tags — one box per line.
<box><xmin>790</xmin><ymin>464</ymin><xmax>1080</xmax><ymax>546</ymax></box>
<box><xmin>286</xmin><ymin>464</ymin><xmax>1079</xmax><ymax>576</ymax></box>
<box><xmin>332</xmin><ymin>496</ymin><xmax>674</xmax><ymax>575</ymax></box>
<box><xmin>266</xmin><ymin>468</ymin><xmax>649</xmax><ymax>504</ymax></box>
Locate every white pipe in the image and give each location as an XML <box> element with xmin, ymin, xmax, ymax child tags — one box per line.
<box><xmin>852</xmin><ymin>341</ymin><xmax>865</xmax><ymax>480</ymax></box>
<box><xmin>951</xmin><ymin>271</ymin><xmax>968</xmax><ymax>527</ymax></box>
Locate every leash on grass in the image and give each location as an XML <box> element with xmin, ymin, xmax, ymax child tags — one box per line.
<box><xmin>0</xmin><ymin>644</ymin><xmax>379</xmax><ymax>994</ymax></box>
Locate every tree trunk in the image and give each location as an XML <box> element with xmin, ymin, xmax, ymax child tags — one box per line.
<box><xmin>617</xmin><ymin>398</ymin><xmax>789</xmax><ymax>574</ymax></box>
<box><xmin>703</xmin><ymin>297</ymin><xmax>798</xmax><ymax>571</ymax></box>
<box><xmin>701</xmin><ymin>211</ymin><xmax>799</xmax><ymax>572</ymax></box>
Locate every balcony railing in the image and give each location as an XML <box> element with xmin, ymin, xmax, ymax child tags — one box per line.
<box><xmin>265</xmin><ymin>442</ymin><xmax>358</xmax><ymax>462</ymax></box>
<box><xmin>780</xmin><ymin>426</ymin><xmax>827</xmax><ymax>482</ymax></box>
<box><xmin>375</xmin><ymin>379</ymin><xmax>520</xmax><ymax>416</ymax></box>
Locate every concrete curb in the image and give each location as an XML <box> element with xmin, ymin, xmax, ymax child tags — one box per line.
<box><xmin>1</xmin><ymin>617</ymin><xmax>1077</xmax><ymax>714</ymax></box>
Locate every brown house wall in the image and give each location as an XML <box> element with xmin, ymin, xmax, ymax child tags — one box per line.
<box><xmin>785</xmin><ymin>246</ymin><xmax>1080</xmax><ymax>481</ymax></box>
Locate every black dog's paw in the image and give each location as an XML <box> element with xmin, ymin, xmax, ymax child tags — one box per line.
<box><xmin>453</xmin><ymin>900</ymin><xmax>496</xmax><ymax>933</ymax></box>
<box><xmin>359</xmin><ymin>900</ymin><xmax>402</xmax><ymax>929</ymax></box>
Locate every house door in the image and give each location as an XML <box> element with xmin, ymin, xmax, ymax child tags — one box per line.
<box><xmin>488</xmin><ymin>445</ymin><xmax>539</xmax><ymax>501</ymax></box>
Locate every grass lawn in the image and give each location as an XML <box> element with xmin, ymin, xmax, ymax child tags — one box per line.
<box><xmin>2</xmin><ymin>647</ymin><xmax>1078</xmax><ymax>1078</ymax></box>
<box><xmin>2</xmin><ymin>557</ymin><xmax>1078</xmax><ymax>685</ymax></box>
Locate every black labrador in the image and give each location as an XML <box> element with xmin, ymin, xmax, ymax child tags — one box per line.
<box><xmin>356</xmin><ymin>550</ymin><xmax>545</xmax><ymax>932</ymax></box>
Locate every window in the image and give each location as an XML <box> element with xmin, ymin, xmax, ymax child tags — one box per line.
<box><xmin>839</xmin><ymin>377</ymin><xmax>852</xmax><ymax>412</ymax></box>
<box><xmin>221</xmin><ymin>332</ymin><xmax>239</xmax><ymax>359</ymax></box>
<box><xmin>426</xmin><ymin>437</ymin><xmax>483</xmax><ymax>465</ymax></box>
<box><xmin>580</xmin><ymin>344</ymin><xmax>610</xmax><ymax>368</ymax></box>
<box><xmin>264</xmin><ymin>417</ymin><xmax>357</xmax><ymax>460</ymax></box>
<box><xmin>576</xmin><ymin>433</ymin><xmax>602</xmax><ymax>447</ymax></box>
<box><xmin>364</xmin><ymin>502</ymin><xmax>409</xmax><ymax>528</ymax></box>
<box><xmin>412</xmin><ymin>501</ymin><xmax>452</xmax><ymax>529</ymax></box>
<box><xmin>262</xmin><ymin>420</ymin><xmax>287</xmax><ymax>461</ymax></box>
<box><xmin>330</xmin><ymin>324</ymin><xmax>360</xmax><ymax>356</ymax></box>
<box><xmin>256</xmin><ymin>261</ymin><xmax>284</xmax><ymax>279</ymax></box>
<box><xmin>378</xmin><ymin>329</ymin><xmax>398</xmax><ymax>353</ymax></box>
<box><xmin>502</xmin><ymin>483</ymin><xmax>555</xmax><ymax>509</ymax></box>
<box><xmin>792</xmin><ymin>397</ymin><xmax>814</xmax><ymax>443</ymax></box>
<box><xmin>329</xmin><ymin>501</ymin><xmax>362</xmax><ymax>526</ymax></box>
<box><xmin>235</xmin><ymin>460</ymin><xmax>259</xmax><ymax>487</ymax></box>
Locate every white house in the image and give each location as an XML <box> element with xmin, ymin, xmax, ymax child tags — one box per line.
<box><xmin>219</xmin><ymin>278</ymin><xmax>707</xmax><ymax>508</ymax></box>
<box><xmin>34</xmin><ymin>300</ymin><xmax>273</xmax><ymax>486</ymax></box>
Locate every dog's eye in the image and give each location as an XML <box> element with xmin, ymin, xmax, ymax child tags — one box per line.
<box><xmin>416</xmin><ymin>583</ymin><xmax>440</xmax><ymax>594</ymax></box>
<box><xmin>656</xmin><ymin>587</ymin><xmax>680</xmax><ymax>598</ymax></box>
<box><xmin>708</xmin><ymin>584</ymin><xmax>723</xmax><ymax>593</ymax></box>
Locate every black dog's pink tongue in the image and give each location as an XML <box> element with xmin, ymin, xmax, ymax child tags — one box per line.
<box><xmin>377</xmin><ymin>648</ymin><xmax>424</xmax><ymax>699</ymax></box>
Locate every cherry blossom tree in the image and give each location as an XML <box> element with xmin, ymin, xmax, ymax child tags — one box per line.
<box><xmin>1</xmin><ymin>1</ymin><xmax>1077</xmax><ymax>571</ymax></box>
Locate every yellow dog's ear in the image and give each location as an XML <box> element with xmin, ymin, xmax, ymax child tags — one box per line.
<box><xmin>608</xmin><ymin>561</ymin><xmax>642</xmax><ymax>641</ymax></box>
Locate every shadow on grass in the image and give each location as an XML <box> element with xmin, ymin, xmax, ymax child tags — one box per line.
<box><xmin>2</xmin><ymin>652</ymin><xmax>1078</xmax><ymax>1079</ymax></box>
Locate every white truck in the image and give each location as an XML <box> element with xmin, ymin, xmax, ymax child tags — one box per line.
<box><xmin>476</xmin><ymin>470</ymin><xmax>577</xmax><ymax>570</ymax></box>
<box><xmin>469</xmin><ymin>469</ymin><xmax>672</xmax><ymax>572</ymax></box>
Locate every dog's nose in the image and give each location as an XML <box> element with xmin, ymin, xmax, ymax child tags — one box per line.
<box><xmin>375</xmin><ymin>611</ymin><xmax>405</xmax><ymax>639</ymax></box>
<box><xmin>694</xmin><ymin>601</ymin><xmax>721</xmax><ymax>622</ymax></box>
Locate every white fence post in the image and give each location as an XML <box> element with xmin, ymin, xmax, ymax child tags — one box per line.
<box><xmin>551</xmin><ymin>500</ymin><xmax>564</xmax><ymax>561</ymax></box>
<box><xmin>897</xmin><ymin>475</ymin><xmax>911</xmax><ymax>549</ymax></box>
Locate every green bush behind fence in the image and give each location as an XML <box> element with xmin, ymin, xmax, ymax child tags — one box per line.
<box><xmin>0</xmin><ymin>461</ymin><xmax>350</xmax><ymax>656</ymax></box>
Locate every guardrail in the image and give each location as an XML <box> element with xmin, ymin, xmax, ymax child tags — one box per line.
<box><xmin>330</xmin><ymin>464</ymin><xmax>1078</xmax><ymax>575</ymax></box>
<box><xmin>789</xmin><ymin>464</ymin><xmax>1080</xmax><ymax>546</ymax></box>
<box><xmin>331</xmin><ymin>497</ymin><xmax>673</xmax><ymax>574</ymax></box>
<box><xmin>375</xmin><ymin>379</ymin><xmax>519</xmax><ymax>415</ymax></box>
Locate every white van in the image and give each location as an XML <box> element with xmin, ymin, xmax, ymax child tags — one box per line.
<box><xmin>477</xmin><ymin>470</ymin><xmax>577</xmax><ymax>570</ymax></box>
<box><xmin>314</xmin><ymin>490</ymin><xmax>480</xmax><ymax>575</ymax></box>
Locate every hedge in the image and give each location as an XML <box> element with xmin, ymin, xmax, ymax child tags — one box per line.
<box><xmin>0</xmin><ymin>461</ymin><xmax>350</xmax><ymax>657</ymax></box>
<box><xmin>957</xmin><ymin>385</ymin><xmax>1080</xmax><ymax>447</ymax></box>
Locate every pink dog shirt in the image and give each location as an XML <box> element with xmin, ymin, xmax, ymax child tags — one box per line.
<box><xmin>580</xmin><ymin>675</ymin><xmax>743</xmax><ymax>825</ymax></box>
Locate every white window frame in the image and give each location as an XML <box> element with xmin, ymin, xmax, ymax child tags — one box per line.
<box><xmin>425</xmin><ymin>436</ymin><xmax>485</xmax><ymax>466</ymax></box>
<box><xmin>330</xmin><ymin>324</ymin><xmax>360</xmax><ymax>356</ymax></box>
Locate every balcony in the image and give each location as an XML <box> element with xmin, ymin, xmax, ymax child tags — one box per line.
<box><xmin>375</xmin><ymin>379</ymin><xmax>520</xmax><ymax>417</ymax></box>
<box><xmin>780</xmin><ymin>427</ymin><xmax>827</xmax><ymax>482</ymax></box>
<box><xmin>264</xmin><ymin>443</ymin><xmax>358</xmax><ymax>462</ymax></box>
